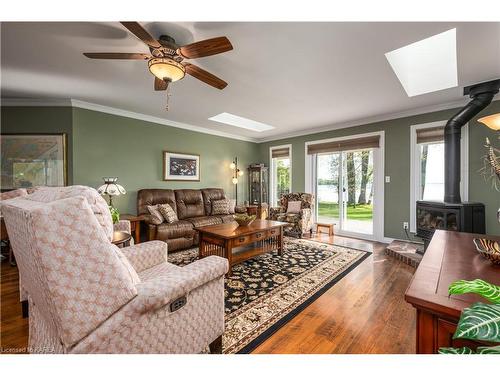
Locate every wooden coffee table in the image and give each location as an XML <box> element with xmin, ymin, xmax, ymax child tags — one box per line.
<box><xmin>196</xmin><ymin>219</ymin><xmax>288</xmax><ymax>276</ymax></box>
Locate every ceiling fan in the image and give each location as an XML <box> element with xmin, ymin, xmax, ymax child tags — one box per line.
<box><xmin>83</xmin><ymin>22</ymin><xmax>233</xmax><ymax>107</ymax></box>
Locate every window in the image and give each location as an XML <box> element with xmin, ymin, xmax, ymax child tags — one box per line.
<box><xmin>270</xmin><ymin>145</ymin><xmax>292</xmax><ymax>206</ymax></box>
<box><xmin>419</xmin><ymin>142</ymin><xmax>445</xmax><ymax>201</ymax></box>
<box><xmin>409</xmin><ymin>121</ymin><xmax>468</xmax><ymax>232</ymax></box>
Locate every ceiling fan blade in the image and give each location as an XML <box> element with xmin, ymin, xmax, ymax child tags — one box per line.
<box><xmin>83</xmin><ymin>52</ymin><xmax>151</xmax><ymax>60</ymax></box>
<box><xmin>184</xmin><ymin>63</ymin><xmax>227</xmax><ymax>90</ymax></box>
<box><xmin>177</xmin><ymin>37</ymin><xmax>233</xmax><ymax>59</ymax></box>
<box><xmin>120</xmin><ymin>22</ymin><xmax>161</xmax><ymax>49</ymax></box>
<box><xmin>154</xmin><ymin>77</ymin><xmax>168</xmax><ymax>91</ymax></box>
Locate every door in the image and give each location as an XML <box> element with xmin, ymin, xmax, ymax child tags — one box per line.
<box><xmin>316</xmin><ymin>149</ymin><xmax>375</xmax><ymax>238</ymax></box>
<box><xmin>341</xmin><ymin>150</ymin><xmax>374</xmax><ymax>235</ymax></box>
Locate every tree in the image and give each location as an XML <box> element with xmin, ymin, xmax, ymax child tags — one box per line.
<box><xmin>325</xmin><ymin>154</ymin><xmax>341</xmax><ymax>204</ymax></box>
<box><xmin>358</xmin><ymin>151</ymin><xmax>370</xmax><ymax>204</ymax></box>
<box><xmin>276</xmin><ymin>160</ymin><xmax>290</xmax><ymax>198</ymax></box>
<box><xmin>346</xmin><ymin>153</ymin><xmax>356</xmax><ymax>206</ymax></box>
<box><xmin>420</xmin><ymin>145</ymin><xmax>428</xmax><ymax>198</ymax></box>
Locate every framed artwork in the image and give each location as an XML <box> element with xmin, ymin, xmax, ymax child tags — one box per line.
<box><xmin>1</xmin><ymin>133</ymin><xmax>67</xmax><ymax>190</ymax></box>
<box><xmin>163</xmin><ymin>151</ymin><xmax>200</xmax><ymax>181</ymax></box>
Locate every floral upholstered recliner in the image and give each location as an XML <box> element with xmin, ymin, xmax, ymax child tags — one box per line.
<box><xmin>1</xmin><ymin>186</ymin><xmax>131</xmax><ymax>304</ymax></box>
<box><xmin>269</xmin><ymin>192</ymin><xmax>314</xmax><ymax>238</ymax></box>
<box><xmin>1</xmin><ymin>186</ymin><xmax>228</xmax><ymax>353</ymax></box>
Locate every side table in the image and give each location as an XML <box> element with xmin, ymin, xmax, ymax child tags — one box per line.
<box><xmin>112</xmin><ymin>231</ymin><xmax>132</xmax><ymax>248</ymax></box>
<box><xmin>120</xmin><ymin>214</ymin><xmax>145</xmax><ymax>244</ymax></box>
<box><xmin>245</xmin><ymin>204</ymin><xmax>268</xmax><ymax>220</ymax></box>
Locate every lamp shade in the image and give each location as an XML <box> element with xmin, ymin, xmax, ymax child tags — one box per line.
<box><xmin>97</xmin><ymin>177</ymin><xmax>126</xmax><ymax>196</ymax></box>
<box><xmin>229</xmin><ymin>162</ymin><xmax>236</xmax><ymax>170</ymax></box>
<box><xmin>478</xmin><ymin>113</ymin><xmax>500</xmax><ymax>131</ymax></box>
<box><xmin>232</xmin><ymin>177</ymin><xmax>238</xmax><ymax>185</ymax></box>
<box><xmin>148</xmin><ymin>58</ymin><xmax>185</xmax><ymax>82</ymax></box>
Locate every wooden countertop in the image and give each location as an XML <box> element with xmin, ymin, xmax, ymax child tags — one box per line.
<box><xmin>405</xmin><ymin>230</ymin><xmax>500</xmax><ymax>319</ymax></box>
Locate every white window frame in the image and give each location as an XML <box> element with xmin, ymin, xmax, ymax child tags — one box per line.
<box><xmin>304</xmin><ymin>131</ymin><xmax>385</xmax><ymax>242</ymax></box>
<box><xmin>409</xmin><ymin>121</ymin><xmax>469</xmax><ymax>232</ymax></box>
<box><xmin>269</xmin><ymin>144</ymin><xmax>292</xmax><ymax>207</ymax></box>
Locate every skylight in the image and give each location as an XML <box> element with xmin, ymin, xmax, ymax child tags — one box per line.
<box><xmin>208</xmin><ymin>113</ymin><xmax>275</xmax><ymax>132</ymax></box>
<box><xmin>385</xmin><ymin>28</ymin><xmax>458</xmax><ymax>97</ymax></box>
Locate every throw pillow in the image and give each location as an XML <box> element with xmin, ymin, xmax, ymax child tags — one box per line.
<box><xmin>147</xmin><ymin>205</ymin><xmax>164</xmax><ymax>225</ymax></box>
<box><xmin>158</xmin><ymin>204</ymin><xmax>178</xmax><ymax>223</ymax></box>
<box><xmin>212</xmin><ymin>199</ymin><xmax>230</xmax><ymax>215</ymax></box>
<box><xmin>287</xmin><ymin>201</ymin><xmax>302</xmax><ymax>214</ymax></box>
<box><xmin>228</xmin><ymin>199</ymin><xmax>236</xmax><ymax>214</ymax></box>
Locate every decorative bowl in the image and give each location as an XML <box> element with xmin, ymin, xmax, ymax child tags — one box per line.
<box><xmin>233</xmin><ymin>213</ymin><xmax>256</xmax><ymax>226</ymax></box>
<box><xmin>473</xmin><ymin>238</ymin><xmax>500</xmax><ymax>265</ymax></box>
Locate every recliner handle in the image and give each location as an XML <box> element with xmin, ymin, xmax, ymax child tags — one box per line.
<box><xmin>169</xmin><ymin>295</ymin><xmax>187</xmax><ymax>312</ymax></box>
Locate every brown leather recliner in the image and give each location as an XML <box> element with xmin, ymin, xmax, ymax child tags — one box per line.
<box><xmin>137</xmin><ymin>188</ymin><xmax>234</xmax><ymax>252</ymax></box>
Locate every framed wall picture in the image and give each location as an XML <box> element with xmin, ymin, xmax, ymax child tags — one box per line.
<box><xmin>1</xmin><ymin>133</ymin><xmax>68</xmax><ymax>190</ymax></box>
<box><xmin>163</xmin><ymin>151</ymin><xmax>200</xmax><ymax>181</ymax></box>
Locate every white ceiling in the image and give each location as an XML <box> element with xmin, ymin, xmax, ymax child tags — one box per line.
<box><xmin>2</xmin><ymin>22</ymin><xmax>500</xmax><ymax>142</ymax></box>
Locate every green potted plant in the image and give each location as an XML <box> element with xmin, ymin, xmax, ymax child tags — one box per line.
<box><xmin>439</xmin><ymin>279</ymin><xmax>500</xmax><ymax>354</ymax></box>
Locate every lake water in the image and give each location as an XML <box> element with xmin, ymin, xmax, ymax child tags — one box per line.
<box><xmin>317</xmin><ymin>185</ymin><xmax>339</xmax><ymax>203</ymax></box>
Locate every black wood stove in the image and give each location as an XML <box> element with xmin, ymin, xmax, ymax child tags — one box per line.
<box><xmin>416</xmin><ymin>79</ymin><xmax>500</xmax><ymax>252</ymax></box>
<box><xmin>416</xmin><ymin>201</ymin><xmax>485</xmax><ymax>250</ymax></box>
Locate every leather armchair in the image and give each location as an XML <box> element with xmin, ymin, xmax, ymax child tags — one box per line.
<box><xmin>1</xmin><ymin>187</ymin><xmax>228</xmax><ymax>353</ymax></box>
<box><xmin>269</xmin><ymin>193</ymin><xmax>314</xmax><ymax>238</ymax></box>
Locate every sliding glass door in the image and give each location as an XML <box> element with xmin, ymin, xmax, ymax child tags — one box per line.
<box><xmin>316</xmin><ymin>153</ymin><xmax>341</xmax><ymax>227</ymax></box>
<box><xmin>316</xmin><ymin>149</ymin><xmax>375</xmax><ymax>237</ymax></box>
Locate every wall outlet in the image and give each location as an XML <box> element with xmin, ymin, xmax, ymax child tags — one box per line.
<box><xmin>385</xmin><ymin>176</ymin><xmax>391</xmax><ymax>183</ymax></box>
<box><xmin>403</xmin><ymin>222</ymin><xmax>409</xmax><ymax>230</ymax></box>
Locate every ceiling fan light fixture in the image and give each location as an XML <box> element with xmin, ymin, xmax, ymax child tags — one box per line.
<box><xmin>148</xmin><ymin>57</ymin><xmax>185</xmax><ymax>82</ymax></box>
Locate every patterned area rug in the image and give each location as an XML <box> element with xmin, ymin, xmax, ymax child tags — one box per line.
<box><xmin>168</xmin><ymin>238</ymin><xmax>370</xmax><ymax>354</ymax></box>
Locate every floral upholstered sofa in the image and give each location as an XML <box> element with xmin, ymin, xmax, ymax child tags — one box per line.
<box><xmin>269</xmin><ymin>192</ymin><xmax>314</xmax><ymax>238</ymax></box>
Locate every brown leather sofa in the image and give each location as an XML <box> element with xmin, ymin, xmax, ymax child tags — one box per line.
<box><xmin>137</xmin><ymin>188</ymin><xmax>235</xmax><ymax>252</ymax></box>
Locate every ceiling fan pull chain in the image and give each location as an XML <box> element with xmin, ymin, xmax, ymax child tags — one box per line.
<box><xmin>165</xmin><ymin>83</ymin><xmax>172</xmax><ymax>111</ymax></box>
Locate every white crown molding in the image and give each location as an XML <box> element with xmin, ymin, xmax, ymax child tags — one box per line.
<box><xmin>255</xmin><ymin>98</ymin><xmax>493</xmax><ymax>143</ymax></box>
<box><xmin>1</xmin><ymin>98</ymin><xmax>258</xmax><ymax>143</ymax></box>
<box><xmin>3</xmin><ymin>97</ymin><xmax>499</xmax><ymax>144</ymax></box>
<box><xmin>69</xmin><ymin>100</ymin><xmax>258</xmax><ymax>142</ymax></box>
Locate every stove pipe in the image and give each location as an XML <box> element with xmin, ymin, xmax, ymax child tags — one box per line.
<box><xmin>444</xmin><ymin>79</ymin><xmax>500</xmax><ymax>204</ymax></box>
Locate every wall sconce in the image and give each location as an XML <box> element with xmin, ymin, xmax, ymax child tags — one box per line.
<box><xmin>230</xmin><ymin>157</ymin><xmax>243</xmax><ymax>202</ymax></box>
<box><xmin>478</xmin><ymin>113</ymin><xmax>500</xmax><ymax>131</ymax></box>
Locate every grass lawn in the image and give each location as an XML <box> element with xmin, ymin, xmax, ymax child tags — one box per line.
<box><xmin>318</xmin><ymin>202</ymin><xmax>373</xmax><ymax>220</ymax></box>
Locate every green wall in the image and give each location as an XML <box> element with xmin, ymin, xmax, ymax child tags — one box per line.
<box><xmin>258</xmin><ymin>100</ymin><xmax>500</xmax><ymax>238</ymax></box>
<box><xmin>2</xmin><ymin>102</ymin><xmax>499</xmax><ymax>239</ymax></box>
<box><xmin>1</xmin><ymin>106</ymin><xmax>259</xmax><ymax>214</ymax></box>
<box><xmin>1</xmin><ymin>107</ymin><xmax>74</xmax><ymax>184</ymax></box>
<box><xmin>71</xmin><ymin>108</ymin><xmax>258</xmax><ymax>214</ymax></box>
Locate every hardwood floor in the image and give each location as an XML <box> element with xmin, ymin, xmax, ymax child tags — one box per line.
<box><xmin>253</xmin><ymin>234</ymin><xmax>416</xmax><ymax>353</ymax></box>
<box><xmin>0</xmin><ymin>253</ymin><xmax>29</xmax><ymax>352</ymax></box>
<box><xmin>0</xmin><ymin>234</ymin><xmax>416</xmax><ymax>354</ymax></box>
